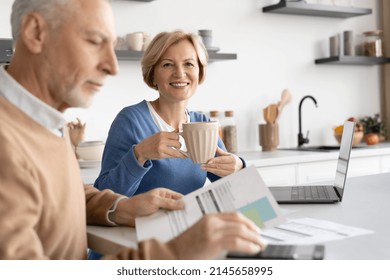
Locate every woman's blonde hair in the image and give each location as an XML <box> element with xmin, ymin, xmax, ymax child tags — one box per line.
<box><xmin>141</xmin><ymin>30</ymin><xmax>208</xmax><ymax>90</ymax></box>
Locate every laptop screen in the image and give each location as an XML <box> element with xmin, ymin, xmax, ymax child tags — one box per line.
<box><xmin>334</xmin><ymin>121</ymin><xmax>355</xmax><ymax>200</ymax></box>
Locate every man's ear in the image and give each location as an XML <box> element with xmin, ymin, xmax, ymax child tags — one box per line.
<box><xmin>20</xmin><ymin>13</ymin><xmax>49</xmax><ymax>54</ymax></box>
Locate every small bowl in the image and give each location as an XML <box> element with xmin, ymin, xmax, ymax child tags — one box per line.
<box><xmin>334</xmin><ymin>131</ymin><xmax>363</xmax><ymax>146</ymax></box>
<box><xmin>76</xmin><ymin>141</ymin><xmax>104</xmax><ymax>161</ymax></box>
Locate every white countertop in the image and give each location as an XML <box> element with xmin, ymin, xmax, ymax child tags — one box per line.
<box><xmin>87</xmin><ymin>172</ymin><xmax>390</xmax><ymax>259</ymax></box>
<box><xmin>237</xmin><ymin>142</ymin><xmax>390</xmax><ymax>167</ymax></box>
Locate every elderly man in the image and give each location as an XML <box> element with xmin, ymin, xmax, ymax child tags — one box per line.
<box><xmin>0</xmin><ymin>0</ymin><xmax>265</xmax><ymax>260</ymax></box>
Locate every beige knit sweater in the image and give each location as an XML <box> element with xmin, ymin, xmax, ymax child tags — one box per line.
<box><xmin>0</xmin><ymin>97</ymin><xmax>176</xmax><ymax>260</ymax></box>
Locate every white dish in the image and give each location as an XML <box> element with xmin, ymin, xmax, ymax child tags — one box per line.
<box><xmin>77</xmin><ymin>141</ymin><xmax>104</xmax><ymax>161</ymax></box>
<box><xmin>206</xmin><ymin>46</ymin><xmax>220</xmax><ymax>53</ymax></box>
<box><xmin>78</xmin><ymin>160</ymin><xmax>101</xmax><ymax>169</ymax></box>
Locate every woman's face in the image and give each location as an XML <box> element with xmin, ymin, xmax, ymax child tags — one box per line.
<box><xmin>153</xmin><ymin>39</ymin><xmax>200</xmax><ymax>103</ymax></box>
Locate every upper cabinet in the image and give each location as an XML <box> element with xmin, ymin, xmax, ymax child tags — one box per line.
<box><xmin>262</xmin><ymin>0</ymin><xmax>372</xmax><ymax>18</ymax></box>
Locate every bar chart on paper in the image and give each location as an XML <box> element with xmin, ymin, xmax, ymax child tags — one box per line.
<box><xmin>238</xmin><ymin>197</ymin><xmax>277</xmax><ymax>228</ymax></box>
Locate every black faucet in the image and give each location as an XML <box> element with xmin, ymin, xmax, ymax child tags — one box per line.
<box><xmin>298</xmin><ymin>95</ymin><xmax>318</xmax><ymax>147</ymax></box>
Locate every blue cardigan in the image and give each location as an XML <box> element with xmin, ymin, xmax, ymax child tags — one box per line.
<box><xmin>94</xmin><ymin>100</ymin><xmax>225</xmax><ymax>196</ymax></box>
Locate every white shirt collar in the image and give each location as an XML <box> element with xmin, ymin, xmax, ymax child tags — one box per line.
<box><xmin>0</xmin><ymin>65</ymin><xmax>65</xmax><ymax>137</ymax></box>
<box><xmin>147</xmin><ymin>101</ymin><xmax>190</xmax><ymax>151</ymax></box>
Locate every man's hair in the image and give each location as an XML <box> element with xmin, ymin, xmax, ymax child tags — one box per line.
<box><xmin>141</xmin><ymin>30</ymin><xmax>208</xmax><ymax>90</ymax></box>
<box><xmin>11</xmin><ymin>0</ymin><xmax>70</xmax><ymax>41</ymax></box>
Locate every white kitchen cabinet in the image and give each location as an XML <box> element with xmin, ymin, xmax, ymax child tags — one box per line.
<box><xmin>243</xmin><ymin>145</ymin><xmax>390</xmax><ymax>187</ymax></box>
<box><xmin>348</xmin><ymin>156</ymin><xmax>381</xmax><ymax>177</ymax></box>
<box><xmin>380</xmin><ymin>155</ymin><xmax>390</xmax><ymax>173</ymax></box>
<box><xmin>257</xmin><ymin>156</ymin><xmax>383</xmax><ymax>186</ymax></box>
<box><xmin>257</xmin><ymin>165</ymin><xmax>296</xmax><ymax>186</ymax></box>
<box><xmin>297</xmin><ymin>160</ymin><xmax>337</xmax><ymax>184</ymax></box>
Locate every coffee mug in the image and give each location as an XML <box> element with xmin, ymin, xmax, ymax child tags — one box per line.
<box><xmin>126</xmin><ymin>32</ymin><xmax>151</xmax><ymax>51</ymax></box>
<box><xmin>181</xmin><ymin>122</ymin><xmax>219</xmax><ymax>164</ymax></box>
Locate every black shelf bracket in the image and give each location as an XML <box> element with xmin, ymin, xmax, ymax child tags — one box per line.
<box><xmin>315</xmin><ymin>56</ymin><xmax>390</xmax><ymax>65</ymax></box>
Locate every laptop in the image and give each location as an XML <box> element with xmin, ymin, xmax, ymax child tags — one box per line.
<box><xmin>269</xmin><ymin>121</ymin><xmax>355</xmax><ymax>204</ymax></box>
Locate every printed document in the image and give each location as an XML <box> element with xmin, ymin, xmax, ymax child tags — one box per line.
<box><xmin>261</xmin><ymin>217</ymin><xmax>374</xmax><ymax>245</ymax></box>
<box><xmin>136</xmin><ymin>166</ymin><xmax>285</xmax><ymax>242</ymax></box>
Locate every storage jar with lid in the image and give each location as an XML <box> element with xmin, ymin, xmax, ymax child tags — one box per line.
<box><xmin>363</xmin><ymin>30</ymin><xmax>384</xmax><ymax>57</ymax></box>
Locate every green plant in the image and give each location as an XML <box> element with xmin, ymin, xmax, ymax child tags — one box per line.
<box><xmin>359</xmin><ymin>114</ymin><xmax>387</xmax><ymax>137</ymax></box>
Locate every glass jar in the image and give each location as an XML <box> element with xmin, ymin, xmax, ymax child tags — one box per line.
<box><xmin>222</xmin><ymin>110</ymin><xmax>237</xmax><ymax>154</ymax></box>
<box><xmin>362</xmin><ymin>30</ymin><xmax>384</xmax><ymax>57</ymax></box>
<box><xmin>209</xmin><ymin>110</ymin><xmax>223</xmax><ymax>139</ymax></box>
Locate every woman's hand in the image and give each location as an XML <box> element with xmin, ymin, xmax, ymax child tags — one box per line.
<box><xmin>134</xmin><ymin>131</ymin><xmax>187</xmax><ymax>165</ymax></box>
<box><xmin>200</xmin><ymin>147</ymin><xmax>243</xmax><ymax>177</ymax></box>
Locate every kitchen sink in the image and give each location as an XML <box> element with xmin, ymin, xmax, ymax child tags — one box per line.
<box><xmin>279</xmin><ymin>145</ymin><xmax>366</xmax><ymax>152</ymax></box>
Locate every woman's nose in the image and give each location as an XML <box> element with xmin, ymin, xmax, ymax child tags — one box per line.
<box><xmin>173</xmin><ymin>65</ymin><xmax>186</xmax><ymax>77</ymax></box>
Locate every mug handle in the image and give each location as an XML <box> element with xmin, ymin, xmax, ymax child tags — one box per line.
<box><xmin>178</xmin><ymin>149</ymin><xmax>189</xmax><ymax>158</ymax></box>
<box><xmin>177</xmin><ymin>131</ymin><xmax>189</xmax><ymax>158</ymax></box>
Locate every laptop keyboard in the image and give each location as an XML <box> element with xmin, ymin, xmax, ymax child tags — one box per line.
<box><xmin>291</xmin><ymin>186</ymin><xmax>331</xmax><ymax>200</ymax></box>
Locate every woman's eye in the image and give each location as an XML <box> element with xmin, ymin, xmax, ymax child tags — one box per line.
<box><xmin>185</xmin><ymin>62</ymin><xmax>195</xmax><ymax>67</ymax></box>
<box><xmin>162</xmin><ymin>63</ymin><xmax>172</xmax><ymax>68</ymax></box>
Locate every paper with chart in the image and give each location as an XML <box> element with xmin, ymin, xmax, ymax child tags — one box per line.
<box><xmin>261</xmin><ymin>217</ymin><xmax>374</xmax><ymax>245</ymax></box>
<box><xmin>136</xmin><ymin>166</ymin><xmax>285</xmax><ymax>242</ymax></box>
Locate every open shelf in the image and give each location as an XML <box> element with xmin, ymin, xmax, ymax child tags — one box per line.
<box><xmin>262</xmin><ymin>0</ymin><xmax>372</xmax><ymax>18</ymax></box>
<box><xmin>115</xmin><ymin>50</ymin><xmax>144</xmax><ymax>61</ymax></box>
<box><xmin>207</xmin><ymin>52</ymin><xmax>237</xmax><ymax>62</ymax></box>
<box><xmin>115</xmin><ymin>50</ymin><xmax>237</xmax><ymax>62</ymax></box>
<box><xmin>315</xmin><ymin>56</ymin><xmax>390</xmax><ymax>65</ymax></box>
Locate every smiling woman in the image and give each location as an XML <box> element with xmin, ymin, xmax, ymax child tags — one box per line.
<box><xmin>88</xmin><ymin>30</ymin><xmax>246</xmax><ymax>260</ymax></box>
<box><xmin>93</xmin><ymin>30</ymin><xmax>246</xmax><ymax>200</ymax></box>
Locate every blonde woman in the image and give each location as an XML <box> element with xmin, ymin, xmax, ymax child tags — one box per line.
<box><xmin>95</xmin><ymin>30</ymin><xmax>245</xmax><ymax>197</ymax></box>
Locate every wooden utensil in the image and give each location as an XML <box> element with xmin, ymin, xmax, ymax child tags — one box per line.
<box><xmin>276</xmin><ymin>89</ymin><xmax>292</xmax><ymax>122</ymax></box>
<box><xmin>263</xmin><ymin>104</ymin><xmax>279</xmax><ymax>124</ymax></box>
<box><xmin>267</xmin><ymin>104</ymin><xmax>279</xmax><ymax>124</ymax></box>
<box><xmin>263</xmin><ymin>107</ymin><xmax>271</xmax><ymax>123</ymax></box>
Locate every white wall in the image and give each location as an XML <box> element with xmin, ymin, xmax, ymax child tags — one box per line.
<box><xmin>0</xmin><ymin>0</ymin><xmax>382</xmax><ymax>152</ymax></box>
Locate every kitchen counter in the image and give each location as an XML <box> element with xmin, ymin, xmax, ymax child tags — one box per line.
<box><xmin>87</xmin><ymin>172</ymin><xmax>390</xmax><ymax>259</ymax></box>
<box><xmin>80</xmin><ymin>142</ymin><xmax>390</xmax><ymax>185</ymax></box>
<box><xmin>237</xmin><ymin>142</ymin><xmax>390</xmax><ymax>167</ymax></box>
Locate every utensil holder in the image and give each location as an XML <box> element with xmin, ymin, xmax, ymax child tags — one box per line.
<box><xmin>259</xmin><ymin>124</ymin><xmax>279</xmax><ymax>151</ymax></box>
